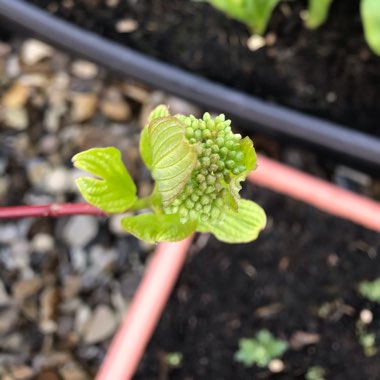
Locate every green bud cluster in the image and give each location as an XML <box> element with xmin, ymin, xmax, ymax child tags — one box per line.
<box><xmin>164</xmin><ymin>112</ymin><xmax>247</xmax><ymax>224</ymax></box>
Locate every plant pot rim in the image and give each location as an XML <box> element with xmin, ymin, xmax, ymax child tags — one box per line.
<box><xmin>1</xmin><ymin>0</ymin><xmax>380</xmax><ymax>171</ymax></box>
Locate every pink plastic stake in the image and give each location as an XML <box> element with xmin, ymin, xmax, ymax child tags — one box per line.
<box><xmin>96</xmin><ymin>236</ymin><xmax>194</xmax><ymax>380</ymax></box>
<box><xmin>250</xmin><ymin>154</ymin><xmax>380</xmax><ymax>232</ymax></box>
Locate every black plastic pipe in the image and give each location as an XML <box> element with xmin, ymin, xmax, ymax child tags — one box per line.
<box><xmin>1</xmin><ymin>0</ymin><xmax>380</xmax><ymax>170</ymax></box>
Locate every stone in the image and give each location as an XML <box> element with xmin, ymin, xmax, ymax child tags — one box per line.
<box><xmin>21</xmin><ymin>39</ymin><xmax>53</xmax><ymax>65</ymax></box>
<box><xmin>62</xmin><ymin>216</ymin><xmax>98</xmax><ymax>248</ymax></box>
<box><xmin>89</xmin><ymin>245</ymin><xmax>117</xmax><ymax>273</ymax></box>
<box><xmin>2</xmin><ymin>82</ymin><xmax>30</xmax><ymax>108</ymax></box>
<box><xmin>3</xmin><ymin>107</ymin><xmax>28</xmax><ymax>130</ymax></box>
<box><xmin>0</xmin><ymin>308</ymin><xmax>18</xmax><ymax>334</ymax></box>
<box><xmin>247</xmin><ymin>35</ymin><xmax>266</xmax><ymax>51</ymax></box>
<box><xmin>9</xmin><ymin>365</ymin><xmax>34</xmax><ymax>380</ymax></box>
<box><xmin>13</xmin><ymin>277</ymin><xmax>43</xmax><ymax>301</ymax></box>
<box><xmin>44</xmin><ymin>167</ymin><xmax>72</xmax><ymax>194</ymax></box>
<box><xmin>0</xmin><ymin>333</ymin><xmax>23</xmax><ymax>352</ymax></box>
<box><xmin>59</xmin><ymin>361</ymin><xmax>89</xmax><ymax>380</ymax></box>
<box><xmin>100</xmin><ymin>98</ymin><xmax>132</xmax><ymax>121</ymax></box>
<box><xmin>31</xmin><ymin>233</ymin><xmax>54</xmax><ymax>253</ymax></box>
<box><xmin>26</xmin><ymin>159</ymin><xmax>50</xmax><ymax>188</ymax></box>
<box><xmin>74</xmin><ymin>305</ymin><xmax>91</xmax><ymax>336</ymax></box>
<box><xmin>83</xmin><ymin>305</ymin><xmax>117</xmax><ymax>344</ymax></box>
<box><xmin>71</xmin><ymin>60</ymin><xmax>98</xmax><ymax>79</ymax></box>
<box><xmin>115</xmin><ymin>19</ymin><xmax>139</xmax><ymax>33</ymax></box>
<box><xmin>70</xmin><ymin>92</ymin><xmax>97</xmax><ymax>122</ymax></box>
<box><xmin>0</xmin><ymin>279</ymin><xmax>10</xmax><ymax>305</ymax></box>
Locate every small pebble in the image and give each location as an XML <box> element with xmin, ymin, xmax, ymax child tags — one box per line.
<box><xmin>70</xmin><ymin>92</ymin><xmax>97</xmax><ymax>122</ymax></box>
<box><xmin>360</xmin><ymin>309</ymin><xmax>373</xmax><ymax>324</ymax></box>
<box><xmin>268</xmin><ymin>359</ymin><xmax>285</xmax><ymax>373</ymax></box>
<box><xmin>247</xmin><ymin>35</ymin><xmax>266</xmax><ymax>51</ymax></box>
<box><xmin>31</xmin><ymin>233</ymin><xmax>54</xmax><ymax>253</ymax></box>
<box><xmin>62</xmin><ymin>216</ymin><xmax>98</xmax><ymax>248</ymax></box>
<box><xmin>116</xmin><ymin>19</ymin><xmax>139</xmax><ymax>33</ymax></box>
<box><xmin>71</xmin><ymin>60</ymin><xmax>98</xmax><ymax>79</ymax></box>
<box><xmin>83</xmin><ymin>305</ymin><xmax>118</xmax><ymax>344</ymax></box>
<box><xmin>21</xmin><ymin>39</ymin><xmax>53</xmax><ymax>65</ymax></box>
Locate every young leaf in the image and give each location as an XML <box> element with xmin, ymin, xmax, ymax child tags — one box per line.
<box><xmin>140</xmin><ymin>126</ymin><xmax>152</xmax><ymax>169</ymax></box>
<box><xmin>140</xmin><ymin>105</ymin><xmax>170</xmax><ymax>169</ymax></box>
<box><xmin>304</xmin><ymin>0</ymin><xmax>333</xmax><ymax>29</ymax></box>
<box><xmin>121</xmin><ymin>213</ymin><xmax>196</xmax><ymax>243</ymax></box>
<box><xmin>148</xmin><ymin>116</ymin><xmax>197</xmax><ymax>206</ymax></box>
<box><xmin>230</xmin><ymin>137</ymin><xmax>257</xmax><ymax>204</ymax></box>
<box><xmin>361</xmin><ymin>0</ymin><xmax>380</xmax><ymax>55</ymax></box>
<box><xmin>198</xmin><ymin>199</ymin><xmax>266</xmax><ymax>243</ymax></box>
<box><xmin>204</xmin><ymin>0</ymin><xmax>280</xmax><ymax>35</ymax></box>
<box><xmin>72</xmin><ymin>147</ymin><xmax>137</xmax><ymax>213</ymax></box>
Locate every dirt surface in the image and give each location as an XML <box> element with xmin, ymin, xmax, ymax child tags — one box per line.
<box><xmin>27</xmin><ymin>0</ymin><xmax>380</xmax><ymax>137</ymax></box>
<box><xmin>136</xmin><ymin>185</ymin><xmax>380</xmax><ymax>380</ymax></box>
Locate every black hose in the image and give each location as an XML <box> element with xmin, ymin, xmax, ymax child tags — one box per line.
<box><xmin>1</xmin><ymin>0</ymin><xmax>380</xmax><ymax>170</ymax></box>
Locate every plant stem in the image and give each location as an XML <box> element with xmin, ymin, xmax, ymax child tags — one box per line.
<box><xmin>0</xmin><ymin>203</ymin><xmax>105</xmax><ymax>219</ymax></box>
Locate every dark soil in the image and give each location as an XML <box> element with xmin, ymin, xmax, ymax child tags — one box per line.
<box><xmin>135</xmin><ymin>185</ymin><xmax>380</xmax><ymax>380</ymax></box>
<box><xmin>27</xmin><ymin>0</ymin><xmax>380</xmax><ymax>137</ymax></box>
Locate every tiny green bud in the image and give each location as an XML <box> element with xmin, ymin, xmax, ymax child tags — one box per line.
<box><xmin>206</xmin><ymin>175</ymin><xmax>216</xmax><ymax>185</ymax></box>
<box><xmin>185</xmin><ymin>199</ymin><xmax>195</xmax><ymax>209</ymax></box>
<box><xmin>205</xmin><ymin>139</ymin><xmax>213</xmax><ymax>147</ymax></box>
<box><xmin>216</xmin><ymin>137</ymin><xmax>224</xmax><ymax>147</ymax></box>
<box><xmin>205</xmin><ymin>185</ymin><xmax>215</xmax><ymax>194</ymax></box>
<box><xmin>194</xmin><ymin>129</ymin><xmax>202</xmax><ymax>140</ymax></box>
<box><xmin>199</xmin><ymin>182</ymin><xmax>207</xmax><ymax>191</ymax></box>
<box><xmin>220</xmin><ymin>147</ymin><xmax>228</xmax><ymax>157</ymax></box>
<box><xmin>195</xmin><ymin>203</ymin><xmax>202</xmax><ymax>211</ymax></box>
<box><xmin>226</xmin><ymin>160</ymin><xmax>235</xmax><ymax>169</ymax></box>
<box><xmin>200</xmin><ymin>195</ymin><xmax>210</xmax><ymax>205</ymax></box>
<box><xmin>203</xmin><ymin>204</ymin><xmax>212</xmax><ymax>214</ymax></box>
<box><xmin>191</xmin><ymin>194</ymin><xmax>199</xmax><ymax>202</ymax></box>
<box><xmin>179</xmin><ymin>207</ymin><xmax>188</xmax><ymax>218</ymax></box>
<box><xmin>203</xmin><ymin>112</ymin><xmax>211</xmax><ymax>121</ymax></box>
<box><xmin>211</xmin><ymin>144</ymin><xmax>219</xmax><ymax>153</ymax></box>
<box><xmin>210</xmin><ymin>153</ymin><xmax>219</xmax><ymax>163</ymax></box>
<box><xmin>185</xmin><ymin>127</ymin><xmax>194</xmax><ymax>138</ymax></box>
<box><xmin>209</xmin><ymin>163</ymin><xmax>218</xmax><ymax>172</ymax></box>
<box><xmin>203</xmin><ymin>129</ymin><xmax>212</xmax><ymax>139</ymax></box>
<box><xmin>197</xmin><ymin>174</ymin><xmax>205</xmax><ymax>183</ymax></box>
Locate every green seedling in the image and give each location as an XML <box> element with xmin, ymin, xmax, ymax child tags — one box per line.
<box><xmin>304</xmin><ymin>0</ymin><xmax>333</xmax><ymax>29</ymax></box>
<box><xmin>361</xmin><ymin>0</ymin><xmax>380</xmax><ymax>55</ymax></box>
<box><xmin>234</xmin><ymin>329</ymin><xmax>287</xmax><ymax>367</ymax></box>
<box><xmin>203</xmin><ymin>0</ymin><xmax>380</xmax><ymax>55</ymax></box>
<box><xmin>73</xmin><ymin>105</ymin><xmax>266</xmax><ymax>244</ymax></box>
<box><xmin>164</xmin><ymin>352</ymin><xmax>183</xmax><ymax>368</ymax></box>
<box><xmin>356</xmin><ymin>319</ymin><xmax>377</xmax><ymax>357</ymax></box>
<box><xmin>359</xmin><ymin>278</ymin><xmax>380</xmax><ymax>304</ymax></box>
<box><xmin>306</xmin><ymin>366</ymin><xmax>326</xmax><ymax>380</ymax></box>
<box><xmin>202</xmin><ymin>0</ymin><xmax>281</xmax><ymax>35</ymax></box>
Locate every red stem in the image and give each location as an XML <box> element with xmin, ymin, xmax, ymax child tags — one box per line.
<box><xmin>0</xmin><ymin>203</ymin><xmax>106</xmax><ymax>219</ymax></box>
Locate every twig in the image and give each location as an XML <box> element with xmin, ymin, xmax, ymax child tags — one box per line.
<box><xmin>0</xmin><ymin>203</ymin><xmax>106</xmax><ymax>219</ymax></box>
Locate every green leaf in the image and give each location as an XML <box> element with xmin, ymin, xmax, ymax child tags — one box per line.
<box><xmin>140</xmin><ymin>105</ymin><xmax>170</xmax><ymax>169</ymax></box>
<box><xmin>121</xmin><ymin>213</ymin><xmax>196</xmax><ymax>243</ymax></box>
<box><xmin>205</xmin><ymin>0</ymin><xmax>280</xmax><ymax>34</ymax></box>
<box><xmin>148</xmin><ymin>116</ymin><xmax>197</xmax><ymax>207</ymax></box>
<box><xmin>361</xmin><ymin>0</ymin><xmax>380</xmax><ymax>55</ymax></box>
<box><xmin>72</xmin><ymin>147</ymin><xmax>137</xmax><ymax>213</ymax></box>
<box><xmin>198</xmin><ymin>199</ymin><xmax>266</xmax><ymax>243</ymax></box>
<box><xmin>359</xmin><ymin>278</ymin><xmax>380</xmax><ymax>303</ymax></box>
<box><xmin>230</xmin><ymin>137</ymin><xmax>257</xmax><ymax>205</ymax></box>
<box><xmin>305</xmin><ymin>0</ymin><xmax>333</xmax><ymax>29</ymax></box>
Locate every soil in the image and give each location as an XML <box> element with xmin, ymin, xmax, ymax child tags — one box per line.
<box><xmin>136</xmin><ymin>185</ymin><xmax>380</xmax><ymax>380</ymax></box>
<box><xmin>26</xmin><ymin>0</ymin><xmax>380</xmax><ymax>137</ymax></box>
